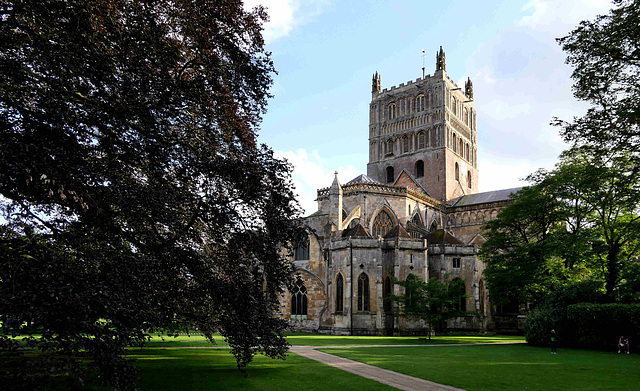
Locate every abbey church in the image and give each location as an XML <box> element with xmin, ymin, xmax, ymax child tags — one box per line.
<box><xmin>279</xmin><ymin>47</ymin><xmax>519</xmax><ymax>335</ymax></box>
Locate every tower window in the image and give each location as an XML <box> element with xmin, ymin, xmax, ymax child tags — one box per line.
<box><xmin>415</xmin><ymin>160</ymin><xmax>424</xmax><ymax>178</ymax></box>
<box><xmin>291</xmin><ymin>278</ymin><xmax>308</xmax><ymax>317</ymax></box>
<box><xmin>358</xmin><ymin>272</ymin><xmax>370</xmax><ymax>312</ymax></box>
<box><xmin>402</xmin><ymin>136</ymin><xmax>409</xmax><ymax>153</ymax></box>
<box><xmin>386</xmin><ymin>139</ymin><xmax>394</xmax><ymax>155</ymax></box>
<box><xmin>452</xmin><ymin>258</ymin><xmax>461</xmax><ymax>269</ymax></box>
<box><xmin>455</xmin><ymin>162</ymin><xmax>460</xmax><ymax>181</ymax></box>
<box><xmin>418</xmin><ymin>132</ymin><xmax>425</xmax><ymax>149</ymax></box>
<box><xmin>416</xmin><ymin>94</ymin><xmax>425</xmax><ymax>112</ymax></box>
<box><xmin>373</xmin><ymin>210</ymin><xmax>394</xmax><ymax>238</ymax></box>
<box><xmin>388</xmin><ymin>103</ymin><xmax>397</xmax><ymax>120</ymax></box>
<box><xmin>467</xmin><ymin>170</ymin><xmax>472</xmax><ymax>188</ymax></box>
<box><xmin>386</xmin><ymin>166</ymin><xmax>395</xmax><ymax>183</ymax></box>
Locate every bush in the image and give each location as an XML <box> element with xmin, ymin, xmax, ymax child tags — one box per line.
<box><xmin>524</xmin><ymin>280</ymin><xmax>604</xmax><ymax>346</ymax></box>
<box><xmin>567</xmin><ymin>303</ymin><xmax>640</xmax><ymax>350</ymax></box>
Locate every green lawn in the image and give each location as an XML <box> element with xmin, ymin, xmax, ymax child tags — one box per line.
<box><xmin>320</xmin><ymin>344</ymin><xmax>640</xmax><ymax>391</ymax></box>
<box><xmin>127</xmin><ymin>348</ymin><xmax>394</xmax><ymax>391</ymax></box>
<box><xmin>144</xmin><ymin>332</ymin><xmax>524</xmax><ymax>347</ymax></box>
<box><xmin>13</xmin><ymin>333</ymin><xmax>635</xmax><ymax>390</ymax></box>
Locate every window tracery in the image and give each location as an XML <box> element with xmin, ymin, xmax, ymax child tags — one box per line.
<box><xmin>372</xmin><ymin>210</ymin><xmax>394</xmax><ymax>238</ymax></box>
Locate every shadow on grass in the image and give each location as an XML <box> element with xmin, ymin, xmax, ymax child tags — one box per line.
<box><xmin>129</xmin><ymin>348</ymin><xmax>394</xmax><ymax>391</ymax></box>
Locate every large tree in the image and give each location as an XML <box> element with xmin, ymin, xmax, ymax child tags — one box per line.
<box><xmin>482</xmin><ymin>0</ymin><xmax>640</xmax><ymax>308</ymax></box>
<box><xmin>0</xmin><ymin>0</ymin><xmax>304</xmax><ymax>389</ymax></box>
<box><xmin>555</xmin><ymin>0</ymin><xmax>640</xmax><ymax>297</ymax></box>
<box><xmin>482</xmin><ymin>151</ymin><xmax>640</xmax><ymax>306</ymax></box>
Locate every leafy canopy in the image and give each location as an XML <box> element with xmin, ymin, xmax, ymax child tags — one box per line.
<box><xmin>0</xmin><ymin>0</ymin><xmax>304</xmax><ymax>389</ymax></box>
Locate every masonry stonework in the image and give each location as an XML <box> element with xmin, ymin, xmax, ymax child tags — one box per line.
<box><xmin>278</xmin><ymin>47</ymin><xmax>520</xmax><ymax>335</ymax></box>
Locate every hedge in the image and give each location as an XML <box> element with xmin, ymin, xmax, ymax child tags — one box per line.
<box><xmin>566</xmin><ymin>303</ymin><xmax>640</xmax><ymax>350</ymax></box>
<box><xmin>524</xmin><ymin>280</ymin><xmax>605</xmax><ymax>347</ymax></box>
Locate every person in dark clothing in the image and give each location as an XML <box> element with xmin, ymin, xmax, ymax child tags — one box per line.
<box><xmin>551</xmin><ymin>329</ymin><xmax>558</xmax><ymax>354</ymax></box>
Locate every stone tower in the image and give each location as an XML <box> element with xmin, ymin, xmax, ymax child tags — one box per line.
<box><xmin>366</xmin><ymin>47</ymin><xmax>478</xmax><ymax>202</ymax></box>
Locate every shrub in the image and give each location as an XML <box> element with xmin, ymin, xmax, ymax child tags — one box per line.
<box><xmin>524</xmin><ymin>280</ymin><xmax>604</xmax><ymax>346</ymax></box>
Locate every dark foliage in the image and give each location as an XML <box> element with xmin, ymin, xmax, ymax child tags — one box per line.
<box><xmin>524</xmin><ymin>280</ymin><xmax>605</xmax><ymax>347</ymax></box>
<box><xmin>0</xmin><ymin>0</ymin><xmax>304</xmax><ymax>389</ymax></box>
<box><xmin>566</xmin><ymin>303</ymin><xmax>640</xmax><ymax>350</ymax></box>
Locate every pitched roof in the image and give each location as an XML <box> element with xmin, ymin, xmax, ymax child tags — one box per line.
<box><xmin>393</xmin><ymin>169</ymin><xmax>430</xmax><ymax>196</ymax></box>
<box><xmin>449</xmin><ymin>187</ymin><xmax>522</xmax><ymax>207</ymax></box>
<box><xmin>341</xmin><ymin>223</ymin><xmax>372</xmax><ymax>238</ymax></box>
<box><xmin>383</xmin><ymin>224</ymin><xmax>412</xmax><ymax>239</ymax></box>
<box><xmin>425</xmin><ymin>229</ymin><xmax>464</xmax><ymax>245</ymax></box>
<box><xmin>345</xmin><ymin>174</ymin><xmax>381</xmax><ymax>185</ymax></box>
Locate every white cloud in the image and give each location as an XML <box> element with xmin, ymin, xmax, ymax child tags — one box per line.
<box><xmin>482</xmin><ymin>99</ymin><xmax>532</xmax><ymax>120</ymax></box>
<box><xmin>520</xmin><ymin>0</ymin><xmax>611</xmax><ymax>31</ymax></box>
<box><xmin>244</xmin><ymin>0</ymin><xmax>331</xmax><ymax>44</ymax></box>
<box><xmin>478</xmin><ymin>155</ymin><xmax>551</xmax><ymax>193</ymax></box>
<box><xmin>276</xmin><ymin>149</ymin><xmax>360</xmax><ymax>216</ymax></box>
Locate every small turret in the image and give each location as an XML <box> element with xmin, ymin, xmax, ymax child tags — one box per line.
<box><xmin>372</xmin><ymin>71</ymin><xmax>381</xmax><ymax>94</ymax></box>
<box><xmin>328</xmin><ymin>171</ymin><xmax>343</xmax><ymax>232</ymax></box>
<box><xmin>465</xmin><ymin>77</ymin><xmax>474</xmax><ymax>100</ymax></box>
<box><xmin>436</xmin><ymin>46</ymin><xmax>446</xmax><ymax>72</ymax></box>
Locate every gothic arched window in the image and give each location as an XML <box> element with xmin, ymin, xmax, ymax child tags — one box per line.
<box><xmin>386</xmin><ymin>139</ymin><xmax>394</xmax><ymax>155</ymax></box>
<box><xmin>294</xmin><ymin>239</ymin><xmax>309</xmax><ymax>260</ymax></box>
<box><xmin>373</xmin><ymin>210</ymin><xmax>394</xmax><ymax>238</ymax></box>
<box><xmin>455</xmin><ymin>162</ymin><xmax>460</xmax><ymax>181</ymax></box>
<box><xmin>291</xmin><ymin>278</ymin><xmax>308</xmax><ymax>316</ymax></box>
<box><xmin>358</xmin><ymin>273</ymin><xmax>370</xmax><ymax>312</ymax></box>
<box><xmin>451</xmin><ymin>278</ymin><xmax>466</xmax><ymax>312</ymax></box>
<box><xmin>386</xmin><ymin>166</ymin><xmax>395</xmax><ymax>183</ymax></box>
<box><xmin>405</xmin><ymin>274</ymin><xmax>416</xmax><ymax>307</ymax></box>
<box><xmin>415</xmin><ymin>160</ymin><xmax>424</xmax><ymax>178</ymax></box>
<box><xmin>384</xmin><ymin>276</ymin><xmax>393</xmax><ymax>312</ymax></box>
<box><xmin>336</xmin><ymin>273</ymin><xmax>344</xmax><ymax>313</ymax></box>
<box><xmin>430</xmin><ymin>220</ymin><xmax>438</xmax><ymax>232</ymax></box>
<box><xmin>411</xmin><ymin>213</ymin><xmax>424</xmax><ymax>228</ymax></box>
<box><xmin>402</xmin><ymin>136</ymin><xmax>409</xmax><ymax>153</ymax></box>
<box><xmin>467</xmin><ymin>170</ymin><xmax>472</xmax><ymax>188</ymax></box>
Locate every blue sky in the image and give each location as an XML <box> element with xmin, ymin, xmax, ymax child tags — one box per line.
<box><xmin>244</xmin><ymin>0</ymin><xmax>613</xmax><ymax>215</ymax></box>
